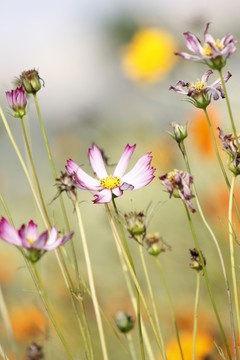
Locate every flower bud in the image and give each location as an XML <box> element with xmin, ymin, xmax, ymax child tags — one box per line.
<box><xmin>168</xmin><ymin>122</ymin><xmax>188</xmax><ymax>143</ymax></box>
<box><xmin>189</xmin><ymin>248</ymin><xmax>206</xmax><ymax>271</ymax></box>
<box><xmin>145</xmin><ymin>232</ymin><xmax>171</xmax><ymax>257</ymax></box>
<box><xmin>6</xmin><ymin>86</ymin><xmax>27</xmax><ymax>118</ymax></box>
<box><xmin>124</xmin><ymin>211</ymin><xmax>146</xmax><ymax>237</ymax></box>
<box><xmin>116</xmin><ymin>312</ymin><xmax>134</xmax><ymax>333</ymax></box>
<box><xmin>20</xmin><ymin>69</ymin><xmax>42</xmax><ymax>94</ymax></box>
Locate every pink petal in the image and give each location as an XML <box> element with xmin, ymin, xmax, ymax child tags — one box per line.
<box><xmin>113</xmin><ymin>144</ymin><xmax>136</xmax><ymax>177</ymax></box>
<box><xmin>26</xmin><ymin>220</ymin><xmax>38</xmax><ymax>241</ymax></box>
<box><xmin>201</xmin><ymin>69</ymin><xmax>213</xmax><ymax>83</ymax></box>
<box><xmin>45</xmin><ymin>227</ymin><xmax>58</xmax><ymax>248</ymax></box>
<box><xmin>66</xmin><ymin>159</ymin><xmax>101</xmax><ymax>191</ymax></box>
<box><xmin>174</xmin><ymin>52</ymin><xmax>201</xmax><ymax>61</ymax></box>
<box><xmin>112</xmin><ymin>187</ymin><xmax>123</xmax><ymax>197</ymax></box>
<box><xmin>184</xmin><ymin>32</ymin><xmax>203</xmax><ymax>56</ymax></box>
<box><xmin>88</xmin><ymin>144</ymin><xmax>108</xmax><ymax>179</ymax></box>
<box><xmin>33</xmin><ymin>230</ymin><xmax>49</xmax><ymax>249</ymax></box>
<box><xmin>18</xmin><ymin>225</ymin><xmax>30</xmax><ymax>248</ymax></box>
<box><xmin>119</xmin><ymin>182</ymin><xmax>134</xmax><ymax>191</ymax></box>
<box><xmin>0</xmin><ymin>217</ymin><xmax>22</xmax><ymax>246</ymax></box>
<box><xmin>93</xmin><ymin>189</ymin><xmax>112</xmax><ymax>204</ymax></box>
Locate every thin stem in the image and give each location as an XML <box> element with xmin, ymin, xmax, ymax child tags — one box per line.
<box><xmin>104</xmin><ymin>209</ymin><xmax>154</xmax><ymax>360</ymax></box>
<box><xmin>183</xmin><ymin>203</ymin><xmax>232</xmax><ymax>359</ymax></box>
<box><xmin>155</xmin><ymin>257</ymin><xmax>184</xmax><ymax>360</ymax></box>
<box><xmin>31</xmin><ymin>262</ymin><xmax>74</xmax><ymax>359</ymax></box>
<box><xmin>138</xmin><ymin>245</ymin><xmax>167</xmax><ymax>360</ymax></box>
<box><xmin>126</xmin><ymin>332</ymin><xmax>137</xmax><ymax>360</ymax></box>
<box><xmin>74</xmin><ymin>196</ymin><xmax>109</xmax><ymax>360</ymax></box>
<box><xmin>181</xmin><ymin>141</ymin><xmax>237</xmax><ymax>358</ymax></box>
<box><xmin>33</xmin><ymin>94</ymin><xmax>81</xmax><ymax>291</ymax></box>
<box><xmin>112</xmin><ymin>198</ymin><xmax>145</xmax><ymax>360</ymax></box>
<box><xmin>203</xmin><ymin>108</ymin><xmax>240</xmax><ymax>222</ymax></box>
<box><xmin>105</xmin><ymin>203</ymin><xmax>163</xmax><ymax>351</ymax></box>
<box><xmin>192</xmin><ymin>271</ymin><xmax>201</xmax><ymax>360</ymax></box>
<box><xmin>0</xmin><ymin>343</ymin><xmax>9</xmax><ymax>360</ymax></box>
<box><xmin>218</xmin><ymin>69</ymin><xmax>240</xmax><ymax>154</ymax></box>
<box><xmin>0</xmin><ymin>286</ymin><xmax>19</xmax><ymax>359</ymax></box>
<box><xmin>20</xmin><ymin>117</ymin><xmax>51</xmax><ymax>227</ymax></box>
<box><xmin>229</xmin><ymin>175</ymin><xmax>240</xmax><ymax>342</ymax></box>
<box><xmin>0</xmin><ymin>192</ymin><xmax>14</xmax><ymax>225</ymax></box>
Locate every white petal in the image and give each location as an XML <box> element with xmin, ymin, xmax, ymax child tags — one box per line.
<box><xmin>66</xmin><ymin>159</ymin><xmax>101</xmax><ymax>190</ymax></box>
<box><xmin>89</xmin><ymin>144</ymin><xmax>108</xmax><ymax>179</ymax></box>
<box><xmin>113</xmin><ymin>144</ymin><xmax>136</xmax><ymax>177</ymax></box>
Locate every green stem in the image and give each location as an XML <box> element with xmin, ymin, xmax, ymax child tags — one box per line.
<box><xmin>0</xmin><ymin>192</ymin><xmax>14</xmax><ymax>225</ymax></box>
<box><xmin>105</xmin><ymin>204</ymin><xmax>163</xmax><ymax>352</ymax></box>
<box><xmin>31</xmin><ymin>262</ymin><xmax>74</xmax><ymax>360</ymax></box>
<box><xmin>138</xmin><ymin>245</ymin><xmax>166</xmax><ymax>359</ymax></box>
<box><xmin>20</xmin><ymin>117</ymin><xmax>51</xmax><ymax>227</ymax></box>
<box><xmin>155</xmin><ymin>257</ymin><xmax>184</xmax><ymax>360</ymax></box>
<box><xmin>183</xmin><ymin>203</ymin><xmax>232</xmax><ymax>359</ymax></box>
<box><xmin>192</xmin><ymin>271</ymin><xmax>201</xmax><ymax>360</ymax></box>
<box><xmin>126</xmin><ymin>332</ymin><xmax>137</xmax><ymax>360</ymax></box>
<box><xmin>33</xmin><ymin>94</ymin><xmax>81</xmax><ymax>290</ymax></box>
<box><xmin>218</xmin><ymin>69</ymin><xmax>240</xmax><ymax>154</ymax></box>
<box><xmin>74</xmin><ymin>196</ymin><xmax>109</xmax><ymax>360</ymax></box>
<box><xmin>229</xmin><ymin>175</ymin><xmax>240</xmax><ymax>342</ymax></box>
<box><xmin>203</xmin><ymin>108</ymin><xmax>240</xmax><ymax>222</ymax></box>
<box><xmin>181</xmin><ymin>141</ymin><xmax>237</xmax><ymax>358</ymax></box>
<box><xmin>112</xmin><ymin>198</ymin><xmax>145</xmax><ymax>360</ymax></box>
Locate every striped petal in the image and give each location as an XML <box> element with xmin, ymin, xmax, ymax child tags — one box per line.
<box><xmin>113</xmin><ymin>144</ymin><xmax>136</xmax><ymax>177</ymax></box>
<box><xmin>0</xmin><ymin>217</ymin><xmax>22</xmax><ymax>246</ymax></box>
<box><xmin>93</xmin><ymin>189</ymin><xmax>112</xmax><ymax>204</ymax></box>
<box><xmin>66</xmin><ymin>159</ymin><xmax>101</xmax><ymax>191</ymax></box>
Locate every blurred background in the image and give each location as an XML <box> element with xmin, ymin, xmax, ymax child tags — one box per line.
<box><xmin>1</xmin><ymin>0</ymin><xmax>240</xmax><ymax>358</ymax></box>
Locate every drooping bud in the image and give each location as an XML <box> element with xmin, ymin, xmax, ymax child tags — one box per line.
<box><xmin>6</xmin><ymin>86</ymin><xmax>27</xmax><ymax>118</ymax></box>
<box><xmin>20</xmin><ymin>69</ymin><xmax>42</xmax><ymax>94</ymax></box>
<box><xmin>189</xmin><ymin>248</ymin><xmax>206</xmax><ymax>271</ymax></box>
<box><xmin>116</xmin><ymin>311</ymin><xmax>134</xmax><ymax>333</ymax></box>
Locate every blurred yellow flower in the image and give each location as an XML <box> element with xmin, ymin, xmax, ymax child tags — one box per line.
<box><xmin>164</xmin><ymin>331</ymin><xmax>214</xmax><ymax>359</ymax></box>
<box><xmin>122</xmin><ymin>27</ymin><xmax>177</xmax><ymax>83</ymax></box>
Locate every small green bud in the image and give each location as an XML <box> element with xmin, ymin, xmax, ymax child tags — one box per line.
<box><xmin>189</xmin><ymin>248</ymin><xmax>206</xmax><ymax>272</ymax></box>
<box><xmin>124</xmin><ymin>211</ymin><xmax>146</xmax><ymax>237</ymax></box>
<box><xmin>116</xmin><ymin>312</ymin><xmax>134</xmax><ymax>333</ymax></box>
<box><xmin>20</xmin><ymin>69</ymin><xmax>42</xmax><ymax>94</ymax></box>
<box><xmin>168</xmin><ymin>122</ymin><xmax>188</xmax><ymax>143</ymax></box>
<box><xmin>145</xmin><ymin>232</ymin><xmax>171</xmax><ymax>257</ymax></box>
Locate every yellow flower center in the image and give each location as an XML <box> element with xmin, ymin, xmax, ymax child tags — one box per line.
<box><xmin>203</xmin><ymin>39</ymin><xmax>223</xmax><ymax>56</ymax></box>
<box><xmin>167</xmin><ymin>169</ymin><xmax>178</xmax><ymax>186</ymax></box>
<box><xmin>100</xmin><ymin>175</ymin><xmax>121</xmax><ymax>190</ymax></box>
<box><xmin>188</xmin><ymin>80</ymin><xmax>206</xmax><ymax>91</ymax></box>
<box><xmin>215</xmin><ymin>38</ymin><xmax>223</xmax><ymax>51</ymax></box>
<box><xmin>27</xmin><ymin>238</ymin><xmax>35</xmax><ymax>245</ymax></box>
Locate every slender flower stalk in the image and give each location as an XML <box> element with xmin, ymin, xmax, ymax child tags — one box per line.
<box><xmin>112</xmin><ymin>198</ymin><xmax>145</xmax><ymax>360</ymax></box>
<box><xmin>229</xmin><ymin>175</ymin><xmax>240</xmax><ymax>341</ymax></box>
<box><xmin>138</xmin><ymin>245</ymin><xmax>167</xmax><ymax>360</ymax></box>
<box><xmin>73</xmin><ymin>195</ymin><xmax>109</xmax><ymax>360</ymax></box>
<box><xmin>180</xmin><ymin>140</ymin><xmax>237</xmax><ymax>358</ymax></box>
<box><xmin>183</xmin><ymin>203</ymin><xmax>232</xmax><ymax>359</ymax></box>
<box><xmin>155</xmin><ymin>257</ymin><xmax>184</xmax><ymax>360</ymax></box>
<box><xmin>0</xmin><ymin>192</ymin><xmax>14</xmax><ymax>226</ymax></box>
<box><xmin>105</xmin><ymin>204</ymin><xmax>163</xmax><ymax>352</ymax></box>
<box><xmin>192</xmin><ymin>270</ymin><xmax>201</xmax><ymax>360</ymax></box>
<box><xmin>0</xmin><ymin>343</ymin><xmax>10</xmax><ymax>360</ymax></box>
<box><xmin>126</xmin><ymin>333</ymin><xmax>137</xmax><ymax>360</ymax></box>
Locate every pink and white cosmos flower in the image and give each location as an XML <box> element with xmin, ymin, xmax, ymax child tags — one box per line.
<box><xmin>0</xmin><ymin>217</ymin><xmax>73</xmax><ymax>262</ymax></box>
<box><xmin>6</xmin><ymin>85</ymin><xmax>27</xmax><ymax>118</ymax></box>
<box><xmin>66</xmin><ymin>144</ymin><xmax>155</xmax><ymax>204</ymax></box>
<box><xmin>175</xmin><ymin>23</ymin><xmax>236</xmax><ymax>69</ymax></box>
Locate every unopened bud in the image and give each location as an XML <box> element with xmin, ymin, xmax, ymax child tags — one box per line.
<box><xmin>116</xmin><ymin>311</ymin><xmax>134</xmax><ymax>333</ymax></box>
<box><xmin>168</xmin><ymin>122</ymin><xmax>188</xmax><ymax>143</ymax></box>
<box><xmin>189</xmin><ymin>248</ymin><xmax>206</xmax><ymax>271</ymax></box>
<box><xmin>20</xmin><ymin>69</ymin><xmax>42</xmax><ymax>94</ymax></box>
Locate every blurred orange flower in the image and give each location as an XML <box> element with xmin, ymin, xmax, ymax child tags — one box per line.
<box><xmin>164</xmin><ymin>331</ymin><xmax>215</xmax><ymax>359</ymax></box>
<box><xmin>189</xmin><ymin>107</ymin><xmax>221</xmax><ymax>158</ymax></box>
<box><xmin>151</xmin><ymin>137</ymin><xmax>178</xmax><ymax>172</ymax></box>
<box><xmin>11</xmin><ymin>305</ymin><xmax>47</xmax><ymax>341</ymax></box>
<box><xmin>122</xmin><ymin>27</ymin><xmax>177</xmax><ymax>83</ymax></box>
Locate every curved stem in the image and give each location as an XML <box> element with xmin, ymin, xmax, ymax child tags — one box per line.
<box><xmin>183</xmin><ymin>203</ymin><xmax>232</xmax><ymax>359</ymax></box>
<box><xmin>74</xmin><ymin>196</ymin><xmax>109</xmax><ymax>360</ymax></box>
<box><xmin>181</xmin><ymin>141</ymin><xmax>237</xmax><ymax>358</ymax></box>
<box><xmin>138</xmin><ymin>245</ymin><xmax>166</xmax><ymax>360</ymax></box>
<box><xmin>112</xmin><ymin>198</ymin><xmax>145</xmax><ymax>360</ymax></box>
<box><xmin>192</xmin><ymin>271</ymin><xmax>200</xmax><ymax>360</ymax></box>
<box><xmin>229</xmin><ymin>175</ymin><xmax>240</xmax><ymax>342</ymax></box>
<box><xmin>155</xmin><ymin>257</ymin><xmax>184</xmax><ymax>360</ymax></box>
<box><xmin>203</xmin><ymin>108</ymin><xmax>240</xmax><ymax>222</ymax></box>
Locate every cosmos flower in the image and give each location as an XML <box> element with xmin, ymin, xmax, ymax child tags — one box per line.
<box><xmin>6</xmin><ymin>86</ymin><xmax>27</xmax><ymax>118</ymax></box>
<box><xmin>169</xmin><ymin>69</ymin><xmax>231</xmax><ymax>108</ymax></box>
<box><xmin>66</xmin><ymin>144</ymin><xmax>155</xmax><ymax>204</ymax></box>
<box><xmin>175</xmin><ymin>23</ymin><xmax>236</xmax><ymax>70</ymax></box>
<box><xmin>159</xmin><ymin>169</ymin><xmax>196</xmax><ymax>213</ymax></box>
<box><xmin>0</xmin><ymin>217</ymin><xmax>73</xmax><ymax>262</ymax></box>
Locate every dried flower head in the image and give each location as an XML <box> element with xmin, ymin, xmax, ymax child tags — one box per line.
<box><xmin>159</xmin><ymin>169</ymin><xmax>196</xmax><ymax>213</ymax></box>
<box><xmin>6</xmin><ymin>86</ymin><xmax>27</xmax><ymax>118</ymax></box>
<box><xmin>116</xmin><ymin>311</ymin><xmax>134</xmax><ymax>333</ymax></box>
<box><xmin>26</xmin><ymin>342</ymin><xmax>44</xmax><ymax>360</ymax></box>
<box><xmin>175</xmin><ymin>23</ymin><xmax>237</xmax><ymax>70</ymax></box>
<box><xmin>124</xmin><ymin>211</ymin><xmax>146</xmax><ymax>241</ymax></box>
<box><xmin>145</xmin><ymin>232</ymin><xmax>171</xmax><ymax>257</ymax></box>
<box><xmin>189</xmin><ymin>248</ymin><xmax>206</xmax><ymax>271</ymax></box>
<box><xmin>218</xmin><ymin>127</ymin><xmax>240</xmax><ymax>175</ymax></box>
<box><xmin>19</xmin><ymin>69</ymin><xmax>43</xmax><ymax>94</ymax></box>
<box><xmin>169</xmin><ymin>70</ymin><xmax>231</xmax><ymax>109</ymax></box>
<box><xmin>53</xmin><ymin>171</ymin><xmax>78</xmax><ymax>202</ymax></box>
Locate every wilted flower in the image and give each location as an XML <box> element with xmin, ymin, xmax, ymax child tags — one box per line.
<box><xmin>0</xmin><ymin>217</ymin><xmax>73</xmax><ymax>263</ymax></box>
<box><xmin>19</xmin><ymin>69</ymin><xmax>42</xmax><ymax>94</ymax></box>
<box><xmin>168</xmin><ymin>122</ymin><xmax>188</xmax><ymax>144</ymax></box>
<box><xmin>52</xmin><ymin>171</ymin><xmax>78</xmax><ymax>202</ymax></box>
<box><xmin>6</xmin><ymin>86</ymin><xmax>27</xmax><ymax>118</ymax></box>
<box><xmin>159</xmin><ymin>169</ymin><xmax>196</xmax><ymax>213</ymax></box>
<box><xmin>66</xmin><ymin>144</ymin><xmax>155</xmax><ymax>204</ymax></box>
<box><xmin>122</xmin><ymin>27</ymin><xmax>177</xmax><ymax>83</ymax></box>
<box><xmin>116</xmin><ymin>311</ymin><xmax>134</xmax><ymax>333</ymax></box>
<box><xmin>189</xmin><ymin>248</ymin><xmax>206</xmax><ymax>271</ymax></box>
<box><xmin>124</xmin><ymin>211</ymin><xmax>146</xmax><ymax>240</ymax></box>
<box><xmin>169</xmin><ymin>70</ymin><xmax>231</xmax><ymax>109</ymax></box>
<box><xmin>175</xmin><ymin>23</ymin><xmax>236</xmax><ymax>70</ymax></box>
<box><xmin>145</xmin><ymin>232</ymin><xmax>171</xmax><ymax>257</ymax></box>
<box><xmin>218</xmin><ymin>127</ymin><xmax>240</xmax><ymax>175</ymax></box>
